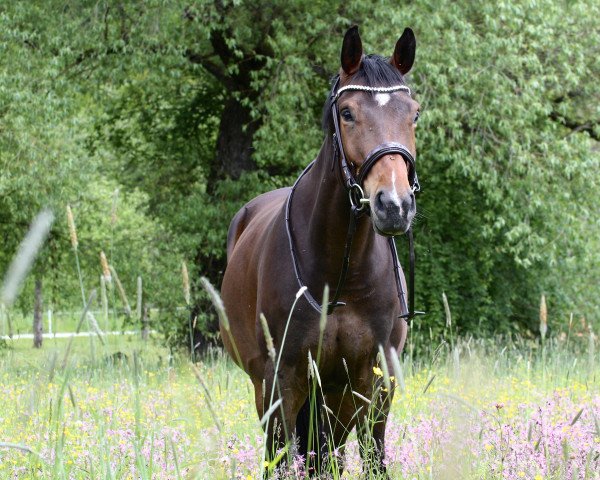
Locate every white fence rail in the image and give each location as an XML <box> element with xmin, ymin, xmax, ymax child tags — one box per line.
<box><xmin>0</xmin><ymin>307</ymin><xmax>172</xmax><ymax>340</ymax></box>
<box><xmin>1</xmin><ymin>330</ymin><xmax>147</xmax><ymax>341</ymax></box>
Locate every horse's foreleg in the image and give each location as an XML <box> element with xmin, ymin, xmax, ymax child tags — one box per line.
<box><xmin>315</xmin><ymin>388</ymin><xmax>363</xmax><ymax>477</ymax></box>
<box><xmin>256</xmin><ymin>360</ymin><xmax>306</xmax><ymax>475</ymax></box>
<box><xmin>357</xmin><ymin>378</ymin><xmax>393</xmax><ymax>479</ymax></box>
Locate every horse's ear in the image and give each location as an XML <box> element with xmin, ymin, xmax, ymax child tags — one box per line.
<box><xmin>391</xmin><ymin>28</ymin><xmax>416</xmax><ymax>75</ymax></box>
<box><xmin>341</xmin><ymin>25</ymin><xmax>363</xmax><ymax>75</ymax></box>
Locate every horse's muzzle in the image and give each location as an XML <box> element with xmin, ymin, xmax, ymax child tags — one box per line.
<box><xmin>371</xmin><ymin>188</ymin><xmax>415</xmax><ymax>236</ymax></box>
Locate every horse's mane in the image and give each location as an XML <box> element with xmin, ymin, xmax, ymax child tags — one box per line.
<box><xmin>321</xmin><ymin>54</ymin><xmax>407</xmax><ymax>132</ymax></box>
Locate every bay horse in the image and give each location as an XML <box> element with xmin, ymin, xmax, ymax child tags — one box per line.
<box><xmin>221</xmin><ymin>26</ymin><xmax>420</xmax><ymax>476</ymax></box>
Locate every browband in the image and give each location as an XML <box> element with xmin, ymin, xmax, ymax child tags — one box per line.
<box><xmin>333</xmin><ymin>84</ymin><xmax>411</xmax><ymax>103</ymax></box>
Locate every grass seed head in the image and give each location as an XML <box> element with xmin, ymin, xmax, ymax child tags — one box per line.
<box><xmin>199</xmin><ymin>277</ymin><xmax>229</xmax><ymax>331</ymax></box>
<box><xmin>66</xmin><ymin>205</ymin><xmax>78</xmax><ymax>250</ymax></box>
<box><xmin>442</xmin><ymin>291</ymin><xmax>452</xmax><ymax>328</ymax></box>
<box><xmin>182</xmin><ymin>261</ymin><xmax>191</xmax><ymax>306</ymax></box>
<box><xmin>0</xmin><ymin>209</ymin><xmax>54</xmax><ymax>307</ymax></box>
<box><xmin>319</xmin><ymin>284</ymin><xmax>329</xmax><ymax>333</ymax></box>
<box><xmin>260</xmin><ymin>313</ymin><xmax>276</xmax><ymax>362</ymax></box>
<box><xmin>100</xmin><ymin>251</ymin><xmax>111</xmax><ymax>283</ymax></box>
<box><xmin>100</xmin><ymin>275</ymin><xmax>109</xmax><ymax>322</ymax></box>
<box><xmin>539</xmin><ymin>294</ymin><xmax>547</xmax><ymax>340</ymax></box>
<box><xmin>109</xmin><ymin>265</ymin><xmax>131</xmax><ymax>317</ymax></box>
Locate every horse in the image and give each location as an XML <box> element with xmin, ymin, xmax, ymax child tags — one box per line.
<box><xmin>221</xmin><ymin>25</ymin><xmax>420</xmax><ymax>476</ymax></box>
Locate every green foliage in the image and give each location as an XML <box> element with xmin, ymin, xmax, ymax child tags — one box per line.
<box><xmin>1</xmin><ymin>0</ymin><xmax>598</xmax><ymax>344</ymax></box>
<box><xmin>396</xmin><ymin>0</ymin><xmax>600</xmax><ymax>335</ymax></box>
<box><xmin>0</xmin><ymin>2</ymin><xmax>183</xmax><ymax>320</ymax></box>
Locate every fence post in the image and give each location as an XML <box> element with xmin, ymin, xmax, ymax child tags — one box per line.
<box><xmin>48</xmin><ymin>309</ymin><xmax>53</xmax><ymax>336</ymax></box>
<box><xmin>33</xmin><ymin>277</ymin><xmax>43</xmax><ymax>348</ymax></box>
<box><xmin>141</xmin><ymin>304</ymin><xmax>149</xmax><ymax>341</ymax></box>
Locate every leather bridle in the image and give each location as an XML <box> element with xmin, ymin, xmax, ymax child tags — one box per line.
<box><xmin>285</xmin><ymin>77</ymin><xmax>424</xmax><ymax>321</ymax></box>
<box><xmin>331</xmin><ymin>78</ymin><xmax>420</xmax><ymax>203</ymax></box>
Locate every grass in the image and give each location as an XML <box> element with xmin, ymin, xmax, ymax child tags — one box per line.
<box><xmin>0</xmin><ymin>331</ymin><xmax>598</xmax><ymax>479</ymax></box>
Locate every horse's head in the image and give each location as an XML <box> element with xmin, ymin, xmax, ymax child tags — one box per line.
<box><xmin>329</xmin><ymin>26</ymin><xmax>419</xmax><ymax>236</ymax></box>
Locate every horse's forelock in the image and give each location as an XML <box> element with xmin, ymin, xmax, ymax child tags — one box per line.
<box><xmin>321</xmin><ymin>55</ymin><xmax>407</xmax><ymax>133</ymax></box>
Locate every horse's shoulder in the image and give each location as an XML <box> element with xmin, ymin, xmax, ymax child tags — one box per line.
<box><xmin>226</xmin><ymin>187</ymin><xmax>290</xmax><ymax>261</ymax></box>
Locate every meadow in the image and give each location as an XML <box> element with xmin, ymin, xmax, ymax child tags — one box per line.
<box><xmin>0</xmin><ymin>325</ymin><xmax>598</xmax><ymax>479</ymax></box>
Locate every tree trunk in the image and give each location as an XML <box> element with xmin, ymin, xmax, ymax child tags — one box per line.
<box><xmin>33</xmin><ymin>277</ymin><xmax>43</xmax><ymax>348</ymax></box>
<box><xmin>191</xmin><ymin>96</ymin><xmax>261</xmax><ymax>353</ymax></box>
<box><xmin>213</xmin><ymin>97</ymin><xmax>260</xmax><ymax>180</ymax></box>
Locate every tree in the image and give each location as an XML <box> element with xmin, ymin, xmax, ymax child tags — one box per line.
<box><xmin>0</xmin><ymin>3</ymin><xmax>182</xmax><ymax>328</ymax></box>
<box><xmin>2</xmin><ymin>0</ymin><xmax>598</xmax><ymax>347</ymax></box>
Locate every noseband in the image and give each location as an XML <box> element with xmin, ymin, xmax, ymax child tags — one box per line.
<box><xmin>285</xmin><ymin>78</ymin><xmax>424</xmax><ymax>320</ymax></box>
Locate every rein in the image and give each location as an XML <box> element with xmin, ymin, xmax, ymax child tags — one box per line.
<box><xmin>285</xmin><ymin>78</ymin><xmax>424</xmax><ymax>321</ymax></box>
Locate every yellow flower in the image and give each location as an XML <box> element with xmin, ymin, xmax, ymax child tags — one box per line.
<box><xmin>517</xmin><ymin>472</ymin><xmax>525</xmax><ymax>478</ymax></box>
<box><xmin>534</xmin><ymin>475</ymin><xmax>543</xmax><ymax>480</ymax></box>
<box><xmin>484</xmin><ymin>444</ymin><xmax>493</xmax><ymax>451</ymax></box>
<box><xmin>373</xmin><ymin>366</ymin><xmax>383</xmax><ymax>377</ymax></box>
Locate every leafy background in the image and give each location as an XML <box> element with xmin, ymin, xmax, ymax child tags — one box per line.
<box><xmin>1</xmin><ymin>0</ymin><xmax>598</xmax><ymax>346</ymax></box>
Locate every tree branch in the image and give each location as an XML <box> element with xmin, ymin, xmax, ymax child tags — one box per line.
<box><xmin>184</xmin><ymin>50</ymin><xmax>233</xmax><ymax>88</ymax></box>
<box><xmin>549</xmin><ymin>111</ymin><xmax>600</xmax><ymax>142</ymax></box>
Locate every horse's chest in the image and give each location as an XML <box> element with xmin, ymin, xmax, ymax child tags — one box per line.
<box><xmin>322</xmin><ymin>313</ymin><xmax>388</xmax><ymax>365</ymax></box>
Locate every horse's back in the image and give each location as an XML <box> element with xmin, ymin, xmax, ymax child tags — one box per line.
<box><xmin>226</xmin><ymin>187</ymin><xmax>290</xmax><ymax>261</ymax></box>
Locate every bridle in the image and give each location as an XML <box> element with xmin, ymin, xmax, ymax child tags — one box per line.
<box><xmin>331</xmin><ymin>80</ymin><xmax>420</xmax><ymax>206</ymax></box>
<box><xmin>285</xmin><ymin>77</ymin><xmax>425</xmax><ymax>321</ymax></box>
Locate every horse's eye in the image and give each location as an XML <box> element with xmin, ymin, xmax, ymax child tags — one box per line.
<box><xmin>414</xmin><ymin>110</ymin><xmax>420</xmax><ymax>124</ymax></box>
<box><xmin>341</xmin><ymin>109</ymin><xmax>354</xmax><ymax>122</ymax></box>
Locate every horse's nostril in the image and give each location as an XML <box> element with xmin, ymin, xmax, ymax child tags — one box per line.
<box><xmin>402</xmin><ymin>195</ymin><xmax>414</xmax><ymax>214</ymax></box>
<box><xmin>375</xmin><ymin>191</ymin><xmax>385</xmax><ymax>211</ymax></box>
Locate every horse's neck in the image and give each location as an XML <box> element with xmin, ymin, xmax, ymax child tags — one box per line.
<box><xmin>292</xmin><ymin>139</ymin><xmax>380</xmax><ymax>291</ymax></box>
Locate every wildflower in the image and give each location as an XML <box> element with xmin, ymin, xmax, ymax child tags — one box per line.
<box><xmin>373</xmin><ymin>366</ymin><xmax>383</xmax><ymax>377</ymax></box>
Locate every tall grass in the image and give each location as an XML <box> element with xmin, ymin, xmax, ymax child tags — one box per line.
<box><xmin>0</xmin><ymin>326</ymin><xmax>598</xmax><ymax>479</ymax></box>
<box><xmin>1</xmin><ymin>208</ymin><xmax>598</xmax><ymax>479</ymax></box>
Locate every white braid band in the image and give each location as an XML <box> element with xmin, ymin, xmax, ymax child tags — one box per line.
<box><xmin>334</xmin><ymin>84</ymin><xmax>411</xmax><ymax>102</ymax></box>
